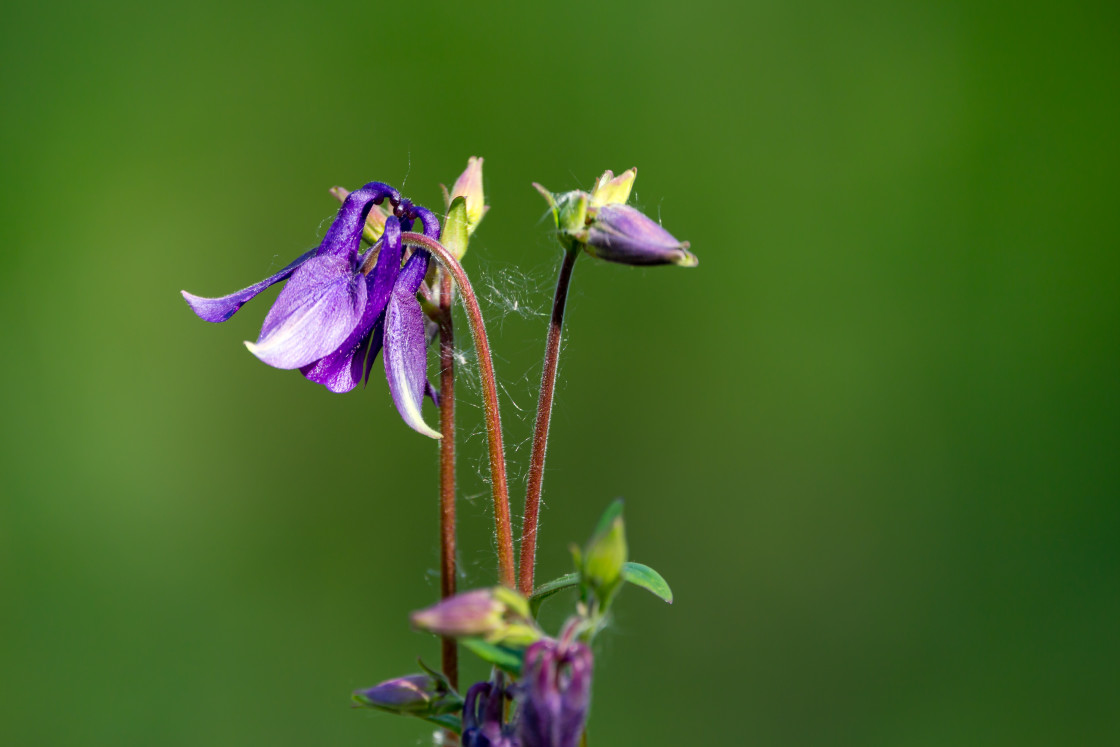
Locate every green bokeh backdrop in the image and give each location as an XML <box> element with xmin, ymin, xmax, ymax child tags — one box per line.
<box><xmin>2</xmin><ymin>1</ymin><xmax>1117</xmax><ymax>745</ymax></box>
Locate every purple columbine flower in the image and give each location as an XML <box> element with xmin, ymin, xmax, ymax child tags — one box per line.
<box><xmin>462</xmin><ymin>681</ymin><xmax>520</xmax><ymax>747</ymax></box>
<box><xmin>515</xmin><ymin>637</ymin><xmax>592</xmax><ymax>747</ymax></box>
<box><xmin>181</xmin><ymin>182</ymin><xmax>443</xmax><ymax>438</ymax></box>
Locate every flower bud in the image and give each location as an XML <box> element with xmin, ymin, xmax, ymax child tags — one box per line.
<box><xmin>589</xmin><ymin>167</ymin><xmax>636</xmax><ymax>208</ymax></box>
<box><xmin>516</xmin><ymin>638</ymin><xmax>592</xmax><ymax>747</ymax></box>
<box><xmin>445</xmin><ymin>156</ymin><xmax>488</xmax><ymax>235</ymax></box>
<box><xmin>353</xmin><ymin>674</ymin><xmax>461</xmax><ymax>716</ymax></box>
<box><xmin>585</xmin><ymin>204</ymin><xmax>697</xmax><ymax>267</ymax></box>
<box><xmin>411</xmin><ymin>587</ymin><xmax>530</xmax><ymax>639</ymax></box>
<box><xmin>330</xmin><ymin>185</ymin><xmax>388</xmax><ymax>243</ymax></box>
<box><xmin>582</xmin><ymin>500</ymin><xmax>627</xmax><ymax>596</ymax></box>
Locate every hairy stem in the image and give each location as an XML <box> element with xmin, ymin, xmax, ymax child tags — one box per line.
<box><xmin>437</xmin><ymin>269</ymin><xmax>458</xmax><ymax>691</ymax></box>
<box><xmin>518</xmin><ymin>246</ymin><xmax>579</xmax><ymax>596</ymax></box>
<box><xmin>402</xmin><ymin>232</ymin><xmax>515</xmax><ymax>589</ymax></box>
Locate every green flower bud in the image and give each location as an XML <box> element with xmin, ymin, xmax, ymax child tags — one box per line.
<box><xmin>582</xmin><ymin>500</ymin><xmax>628</xmax><ymax>600</ymax></box>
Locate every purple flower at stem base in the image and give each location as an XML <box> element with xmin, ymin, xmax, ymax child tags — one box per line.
<box><xmin>516</xmin><ymin>637</ymin><xmax>592</xmax><ymax>747</ymax></box>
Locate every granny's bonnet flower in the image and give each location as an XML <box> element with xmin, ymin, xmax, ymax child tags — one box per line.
<box><xmin>181</xmin><ymin>181</ymin><xmax>443</xmax><ymax>438</ymax></box>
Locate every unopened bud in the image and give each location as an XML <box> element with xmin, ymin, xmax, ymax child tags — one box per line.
<box><xmin>353</xmin><ymin>674</ymin><xmax>461</xmax><ymax>716</ymax></box>
<box><xmin>445</xmin><ymin>156</ymin><xmax>488</xmax><ymax>235</ymax></box>
<box><xmin>586</xmin><ymin>204</ymin><xmax>697</xmax><ymax>267</ymax></box>
<box><xmin>411</xmin><ymin>587</ymin><xmax>530</xmax><ymax>639</ymax></box>
<box><xmin>582</xmin><ymin>500</ymin><xmax>628</xmax><ymax>596</ymax></box>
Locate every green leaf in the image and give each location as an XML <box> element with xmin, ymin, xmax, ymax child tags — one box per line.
<box><xmin>422</xmin><ymin>713</ymin><xmax>462</xmax><ymax>733</ymax></box>
<box><xmin>529</xmin><ymin>572</ymin><xmax>579</xmax><ymax>615</ymax></box>
<box><xmin>460</xmin><ymin>638</ymin><xmax>524</xmax><ymax>675</ymax></box>
<box><xmin>621</xmin><ymin>561</ymin><xmax>673</xmax><ymax>604</ymax></box>
<box><xmin>530</xmin><ymin>573</ymin><xmax>579</xmax><ymax>601</ymax></box>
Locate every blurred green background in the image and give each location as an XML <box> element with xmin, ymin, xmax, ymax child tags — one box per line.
<box><xmin>2</xmin><ymin>0</ymin><xmax>1117</xmax><ymax>744</ymax></box>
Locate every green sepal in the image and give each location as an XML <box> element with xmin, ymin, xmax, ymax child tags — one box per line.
<box><xmin>487</xmin><ymin>622</ymin><xmax>542</xmax><ymax>648</ymax></box>
<box><xmin>460</xmin><ymin>637</ymin><xmax>524</xmax><ymax>676</ymax></box>
<box><xmin>621</xmin><ymin>561</ymin><xmax>673</xmax><ymax>604</ymax></box>
<box><xmin>443</xmin><ymin>196</ymin><xmax>470</xmax><ymax>260</ymax></box>
<box><xmin>529</xmin><ymin>572</ymin><xmax>579</xmax><ymax>615</ymax></box>
<box><xmin>532</xmin><ymin>182</ymin><xmax>559</xmax><ymax>228</ymax></box>
<box><xmin>557</xmin><ymin>191</ymin><xmax>589</xmax><ymax>237</ymax></box>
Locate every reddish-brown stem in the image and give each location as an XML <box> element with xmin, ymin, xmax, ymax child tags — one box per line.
<box><xmin>437</xmin><ymin>269</ymin><xmax>458</xmax><ymax>692</ymax></box>
<box><xmin>402</xmin><ymin>232</ymin><xmax>516</xmax><ymax>589</ymax></box>
<box><xmin>518</xmin><ymin>246</ymin><xmax>579</xmax><ymax>596</ymax></box>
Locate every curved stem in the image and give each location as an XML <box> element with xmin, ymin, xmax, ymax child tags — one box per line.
<box><xmin>518</xmin><ymin>246</ymin><xmax>579</xmax><ymax>596</ymax></box>
<box><xmin>437</xmin><ymin>269</ymin><xmax>458</xmax><ymax>691</ymax></box>
<box><xmin>402</xmin><ymin>232</ymin><xmax>515</xmax><ymax>589</ymax></box>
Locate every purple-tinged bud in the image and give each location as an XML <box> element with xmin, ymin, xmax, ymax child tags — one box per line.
<box><xmin>411</xmin><ymin>587</ymin><xmax>530</xmax><ymax>639</ymax></box>
<box><xmin>515</xmin><ymin>638</ymin><xmax>592</xmax><ymax>747</ymax></box>
<box><xmin>589</xmin><ymin>167</ymin><xmax>636</xmax><ymax>208</ymax></box>
<box><xmin>330</xmin><ymin>185</ymin><xmax>389</xmax><ymax>243</ymax></box>
<box><xmin>443</xmin><ymin>156</ymin><xmax>488</xmax><ymax>235</ymax></box>
<box><xmin>412</xmin><ymin>589</ymin><xmax>504</xmax><ymax>637</ymax></box>
<box><xmin>353</xmin><ymin>673</ymin><xmax>461</xmax><ymax>716</ymax></box>
<box><xmin>585</xmin><ymin>204</ymin><xmax>697</xmax><ymax>267</ymax></box>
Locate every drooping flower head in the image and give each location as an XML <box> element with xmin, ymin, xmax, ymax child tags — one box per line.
<box><xmin>181</xmin><ymin>182</ymin><xmax>444</xmax><ymax>437</ymax></box>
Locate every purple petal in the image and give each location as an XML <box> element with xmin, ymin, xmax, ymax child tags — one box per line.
<box><xmin>410</xmin><ymin>204</ymin><xmax>442</xmax><ymax>240</ymax></box>
<box><xmin>364</xmin><ymin>216</ymin><xmax>406</xmax><ymax>325</ymax></box>
<box><xmin>180</xmin><ymin>249</ymin><xmax>314</xmax><ymax>323</ymax></box>
<box><xmin>384</xmin><ymin>252</ymin><xmax>440</xmax><ymax>438</ymax></box>
<box><xmin>300</xmin><ymin>217</ymin><xmax>405</xmax><ymax>393</ymax></box>
<box><xmin>245</xmin><ymin>254</ymin><xmax>366</xmax><ymax>370</ymax></box>
<box><xmin>586</xmin><ymin>204</ymin><xmax>696</xmax><ymax>267</ymax></box>
<box><xmin>299</xmin><ymin>330</ymin><xmax>373</xmax><ymax>393</ymax></box>
<box><xmin>317</xmin><ymin>182</ymin><xmax>400</xmax><ymax>260</ymax></box>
